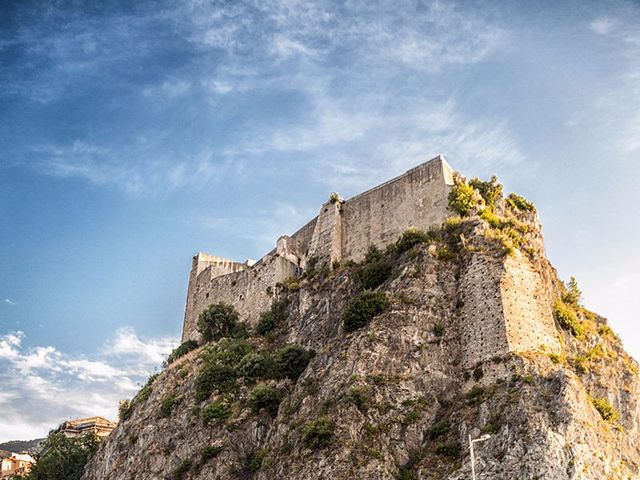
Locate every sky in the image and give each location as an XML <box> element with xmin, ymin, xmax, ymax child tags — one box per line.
<box><xmin>1</xmin><ymin>0</ymin><xmax>639</xmax><ymax>443</ymax></box>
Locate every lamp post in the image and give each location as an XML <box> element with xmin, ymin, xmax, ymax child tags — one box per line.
<box><xmin>469</xmin><ymin>434</ymin><xmax>491</xmax><ymax>480</ymax></box>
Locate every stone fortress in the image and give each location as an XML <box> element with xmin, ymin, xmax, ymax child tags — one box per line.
<box><xmin>181</xmin><ymin>155</ymin><xmax>560</xmax><ymax>367</ymax></box>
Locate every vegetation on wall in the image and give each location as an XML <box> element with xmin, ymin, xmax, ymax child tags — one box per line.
<box><xmin>197</xmin><ymin>303</ymin><xmax>245</xmax><ymax>342</ymax></box>
<box><xmin>256</xmin><ymin>299</ymin><xmax>289</xmax><ymax>336</ymax></box>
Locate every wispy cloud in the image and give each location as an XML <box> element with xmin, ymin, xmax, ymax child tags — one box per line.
<box><xmin>4</xmin><ymin>299</ymin><xmax>17</xmax><ymax>306</ymax></box>
<box><xmin>0</xmin><ymin>328</ymin><xmax>178</xmax><ymax>442</ymax></box>
<box><xmin>3</xmin><ymin>1</ymin><xmax>514</xmax><ymax>195</ymax></box>
<box><xmin>590</xmin><ymin>17</ymin><xmax>616</xmax><ymax>35</ymax></box>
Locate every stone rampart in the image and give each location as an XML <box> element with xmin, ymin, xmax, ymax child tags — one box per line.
<box><xmin>340</xmin><ymin>155</ymin><xmax>454</xmax><ymax>262</ymax></box>
<box><xmin>182</xmin><ymin>155</ymin><xmax>454</xmax><ymax>342</ymax></box>
<box><xmin>181</xmin><ymin>252</ymin><xmax>299</xmax><ymax>342</ymax></box>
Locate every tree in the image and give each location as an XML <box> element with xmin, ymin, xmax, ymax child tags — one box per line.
<box><xmin>26</xmin><ymin>432</ymin><xmax>99</xmax><ymax>480</ymax></box>
<box><xmin>197</xmin><ymin>303</ymin><xmax>241</xmax><ymax>342</ymax></box>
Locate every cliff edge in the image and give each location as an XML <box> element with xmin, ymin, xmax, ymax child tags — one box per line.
<box><xmin>83</xmin><ymin>174</ymin><xmax>640</xmax><ymax>480</ymax></box>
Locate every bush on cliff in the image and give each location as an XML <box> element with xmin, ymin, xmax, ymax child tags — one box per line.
<box><xmin>273</xmin><ymin>344</ymin><xmax>315</xmax><ymax>380</ymax></box>
<box><xmin>197</xmin><ymin>302</ymin><xmax>242</xmax><ymax>342</ymax></box>
<box><xmin>166</xmin><ymin>340</ymin><xmax>198</xmax><ymax>364</ymax></box>
<box><xmin>342</xmin><ymin>291</ymin><xmax>389</xmax><ymax>333</ymax></box>
<box><xmin>469</xmin><ymin>175</ymin><xmax>503</xmax><ymax>210</ymax></box>
<box><xmin>256</xmin><ymin>299</ymin><xmax>288</xmax><ymax>336</ymax></box>
<box><xmin>506</xmin><ymin>192</ymin><xmax>536</xmax><ymax>213</ymax></box>
<box><xmin>301</xmin><ymin>416</ymin><xmax>334</xmax><ymax>449</ymax></box>
<box><xmin>248</xmin><ymin>384</ymin><xmax>283</xmax><ymax>417</ymax></box>
<box><xmin>195</xmin><ymin>363</ymin><xmax>238</xmax><ymax>401</ymax></box>
<box><xmin>395</xmin><ymin>228</ymin><xmax>430</xmax><ymax>253</ymax></box>
<box><xmin>448</xmin><ymin>179</ymin><xmax>480</xmax><ymax>216</ymax></box>
<box><xmin>590</xmin><ymin>396</ymin><xmax>620</xmax><ymax>423</ymax></box>
<box><xmin>237</xmin><ymin>352</ymin><xmax>270</xmax><ymax>381</ymax></box>
<box><xmin>553</xmin><ymin>300</ymin><xmax>583</xmax><ymax>338</ymax></box>
<box><xmin>24</xmin><ymin>432</ymin><xmax>99</xmax><ymax>480</ymax></box>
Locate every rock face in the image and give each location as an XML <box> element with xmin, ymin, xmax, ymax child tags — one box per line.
<box><xmin>83</xmin><ymin>181</ymin><xmax>640</xmax><ymax>480</ymax></box>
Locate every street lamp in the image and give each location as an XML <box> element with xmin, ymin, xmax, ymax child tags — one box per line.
<box><xmin>469</xmin><ymin>434</ymin><xmax>491</xmax><ymax>480</ymax></box>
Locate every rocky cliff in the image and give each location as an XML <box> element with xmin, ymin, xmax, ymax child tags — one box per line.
<box><xmin>82</xmin><ymin>176</ymin><xmax>640</xmax><ymax>480</ymax></box>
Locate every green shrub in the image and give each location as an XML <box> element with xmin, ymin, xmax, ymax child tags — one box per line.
<box><xmin>506</xmin><ymin>193</ymin><xmax>536</xmax><ymax>213</ymax></box>
<box><xmin>553</xmin><ymin>300</ymin><xmax>583</xmax><ymax>338</ymax></box>
<box><xmin>561</xmin><ymin>276</ymin><xmax>582</xmax><ymax>305</ymax></box>
<box><xmin>201</xmin><ymin>445</ymin><xmax>223</xmax><ymax>462</ymax></box>
<box><xmin>469</xmin><ymin>175</ymin><xmax>502</xmax><ymax>210</ymax></box>
<box><xmin>473</xmin><ymin>365</ymin><xmax>484</xmax><ymax>381</ymax></box>
<box><xmin>435</xmin><ymin>441</ymin><xmax>461</xmax><ymax>457</ymax></box>
<box><xmin>201</xmin><ymin>338</ymin><xmax>253</xmax><ymax>367</ymax></box>
<box><xmin>171</xmin><ymin>459</ymin><xmax>192</xmax><ymax>480</ymax></box>
<box><xmin>256</xmin><ymin>299</ymin><xmax>289</xmax><ymax>336</ymax></box>
<box><xmin>248</xmin><ymin>384</ymin><xmax>282</xmax><ymax>417</ymax></box>
<box><xmin>364</xmin><ymin>245</ymin><xmax>383</xmax><ymax>262</ymax></box>
<box><xmin>26</xmin><ymin>431</ymin><xmax>99</xmax><ymax>480</ymax></box>
<box><xmin>134</xmin><ymin>373</ymin><xmax>158</xmax><ymax>404</ymax></box>
<box><xmin>237</xmin><ymin>352</ymin><xmax>270</xmax><ymax>381</ymax></box>
<box><xmin>396</xmin><ymin>228</ymin><xmax>430</xmax><ymax>253</ymax></box>
<box><xmin>347</xmin><ymin>386</ymin><xmax>371</xmax><ymax>412</ymax></box>
<box><xmin>159</xmin><ymin>395</ymin><xmax>179</xmax><ymax>418</ymax></box>
<box><xmin>197</xmin><ymin>303</ymin><xmax>242</xmax><ymax>342</ymax></box>
<box><xmin>342</xmin><ymin>291</ymin><xmax>389</xmax><ymax>333</ymax></box>
<box><xmin>358</xmin><ymin>258</ymin><xmax>393</xmax><ymax>289</ymax></box>
<box><xmin>433</xmin><ymin>323</ymin><xmax>445</xmax><ymax>338</ymax></box>
<box><xmin>481</xmin><ymin>413</ymin><xmax>502</xmax><ymax>434</ymax></box>
<box><xmin>301</xmin><ymin>417</ymin><xmax>334</xmax><ymax>449</ymax></box>
<box><xmin>202</xmin><ymin>401</ymin><xmax>231</xmax><ymax>422</ymax></box>
<box><xmin>426</xmin><ymin>420</ymin><xmax>450</xmax><ymax>440</ymax></box>
<box><xmin>166</xmin><ymin>340</ymin><xmax>198</xmax><ymax>364</ymax></box>
<box><xmin>118</xmin><ymin>399</ymin><xmax>133</xmax><ymax>422</ymax></box>
<box><xmin>248</xmin><ymin>448</ymin><xmax>268</xmax><ymax>472</ymax></box>
<box><xmin>590</xmin><ymin>397</ymin><xmax>620</xmax><ymax>423</ymax></box>
<box><xmin>448</xmin><ymin>181</ymin><xmax>479</xmax><ymax>216</ymax></box>
<box><xmin>256</xmin><ymin>311</ymin><xmax>277</xmax><ymax>336</ymax></box>
<box><xmin>401</xmin><ymin>410</ymin><xmax>421</xmax><ymax>426</ymax></box>
<box><xmin>465</xmin><ymin>386</ymin><xmax>490</xmax><ymax>406</ymax></box>
<box><xmin>195</xmin><ymin>364</ymin><xmax>237</xmax><ymax>401</ymax></box>
<box><xmin>273</xmin><ymin>344</ymin><xmax>314</xmax><ymax>380</ymax></box>
<box><xmin>329</xmin><ymin>192</ymin><xmax>341</xmax><ymax>204</ymax></box>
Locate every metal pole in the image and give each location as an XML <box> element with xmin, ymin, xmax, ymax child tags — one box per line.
<box><xmin>469</xmin><ymin>434</ymin><xmax>476</xmax><ymax>480</ymax></box>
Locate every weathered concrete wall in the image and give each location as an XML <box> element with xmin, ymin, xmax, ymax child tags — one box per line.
<box><xmin>340</xmin><ymin>156</ymin><xmax>454</xmax><ymax>262</ymax></box>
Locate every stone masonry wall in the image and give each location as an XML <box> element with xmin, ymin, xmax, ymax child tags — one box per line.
<box><xmin>181</xmin><ymin>254</ymin><xmax>298</xmax><ymax>342</ymax></box>
<box><xmin>501</xmin><ymin>250</ymin><xmax>560</xmax><ymax>354</ymax></box>
<box><xmin>459</xmin><ymin>254</ymin><xmax>510</xmax><ymax>368</ymax></box>
<box><xmin>340</xmin><ymin>156</ymin><xmax>454</xmax><ymax>262</ymax></box>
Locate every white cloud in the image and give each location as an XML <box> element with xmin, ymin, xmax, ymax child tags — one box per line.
<box><xmin>4</xmin><ymin>299</ymin><xmax>17</xmax><ymax>306</ymax></box>
<box><xmin>590</xmin><ymin>17</ymin><xmax>616</xmax><ymax>35</ymax></box>
<box><xmin>0</xmin><ymin>328</ymin><xmax>178</xmax><ymax>443</ymax></box>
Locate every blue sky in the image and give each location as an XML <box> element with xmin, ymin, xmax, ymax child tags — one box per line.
<box><xmin>1</xmin><ymin>0</ymin><xmax>639</xmax><ymax>442</ymax></box>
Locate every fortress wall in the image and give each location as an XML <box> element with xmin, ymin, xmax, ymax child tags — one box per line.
<box><xmin>341</xmin><ymin>156</ymin><xmax>454</xmax><ymax>262</ymax></box>
<box><xmin>181</xmin><ymin>254</ymin><xmax>299</xmax><ymax>342</ymax></box>
<box><xmin>307</xmin><ymin>201</ymin><xmax>343</xmax><ymax>266</ymax></box>
<box><xmin>501</xmin><ymin>251</ymin><xmax>560</xmax><ymax>353</ymax></box>
<box><xmin>289</xmin><ymin>217</ymin><xmax>318</xmax><ymax>258</ymax></box>
<box><xmin>459</xmin><ymin>255</ymin><xmax>511</xmax><ymax>368</ymax></box>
